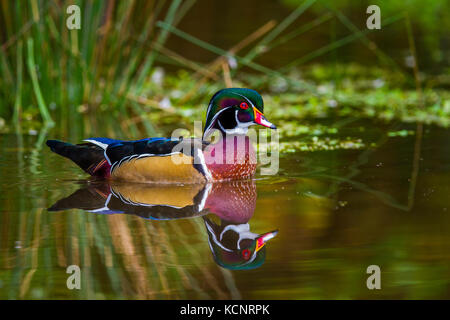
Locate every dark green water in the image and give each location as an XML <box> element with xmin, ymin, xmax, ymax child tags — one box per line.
<box><xmin>0</xmin><ymin>118</ymin><xmax>449</xmax><ymax>299</ymax></box>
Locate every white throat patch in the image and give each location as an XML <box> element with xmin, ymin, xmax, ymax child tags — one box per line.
<box><xmin>217</xmin><ymin>110</ymin><xmax>253</xmax><ymax>135</ymax></box>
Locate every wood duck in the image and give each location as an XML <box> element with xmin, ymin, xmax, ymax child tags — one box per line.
<box><xmin>203</xmin><ymin>216</ymin><xmax>278</xmax><ymax>270</ymax></box>
<box><xmin>46</xmin><ymin>88</ymin><xmax>276</xmax><ymax>183</ymax></box>
<box><xmin>49</xmin><ymin>180</ymin><xmax>278</xmax><ymax>270</ymax></box>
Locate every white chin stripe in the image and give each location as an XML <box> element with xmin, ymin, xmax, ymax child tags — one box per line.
<box><xmin>217</xmin><ymin>110</ymin><xmax>253</xmax><ymax>135</ymax></box>
<box><xmin>224</xmin><ymin>127</ymin><xmax>249</xmax><ymax>135</ymax></box>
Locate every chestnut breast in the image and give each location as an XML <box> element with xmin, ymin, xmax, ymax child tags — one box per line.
<box><xmin>203</xmin><ymin>135</ymin><xmax>257</xmax><ymax>181</ymax></box>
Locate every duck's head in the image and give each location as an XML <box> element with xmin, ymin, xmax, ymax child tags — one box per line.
<box><xmin>203</xmin><ymin>88</ymin><xmax>276</xmax><ymax>139</ymax></box>
<box><xmin>204</xmin><ymin>216</ymin><xmax>278</xmax><ymax>270</ymax></box>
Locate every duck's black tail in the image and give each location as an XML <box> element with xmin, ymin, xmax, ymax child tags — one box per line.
<box><xmin>48</xmin><ymin>183</ymin><xmax>110</xmax><ymax>211</ymax></box>
<box><xmin>46</xmin><ymin>140</ymin><xmax>109</xmax><ymax>176</ymax></box>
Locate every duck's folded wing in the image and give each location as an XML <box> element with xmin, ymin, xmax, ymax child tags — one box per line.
<box><xmin>105</xmin><ymin>138</ymin><xmax>177</xmax><ymax>165</ymax></box>
<box><xmin>105</xmin><ymin>138</ymin><xmax>211</xmax><ymax>182</ymax></box>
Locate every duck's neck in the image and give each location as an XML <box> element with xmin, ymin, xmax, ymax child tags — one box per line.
<box><xmin>203</xmin><ymin>134</ymin><xmax>257</xmax><ymax>181</ymax></box>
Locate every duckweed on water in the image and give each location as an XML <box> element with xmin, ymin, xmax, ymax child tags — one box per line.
<box><xmin>276</xmin><ymin>121</ymin><xmax>339</xmax><ymax>138</ymax></box>
<box><xmin>260</xmin><ymin>136</ymin><xmax>366</xmax><ymax>153</ymax></box>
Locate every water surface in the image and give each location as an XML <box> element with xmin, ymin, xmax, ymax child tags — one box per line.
<box><xmin>0</xmin><ymin>118</ymin><xmax>449</xmax><ymax>299</ymax></box>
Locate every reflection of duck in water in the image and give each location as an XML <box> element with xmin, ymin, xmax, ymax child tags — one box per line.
<box><xmin>49</xmin><ymin>180</ymin><xmax>277</xmax><ymax>270</ymax></box>
<box><xmin>204</xmin><ymin>216</ymin><xmax>278</xmax><ymax>270</ymax></box>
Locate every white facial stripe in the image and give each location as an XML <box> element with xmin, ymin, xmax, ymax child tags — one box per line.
<box><xmin>203</xmin><ymin>107</ymin><xmax>231</xmax><ymax>139</ymax></box>
<box><xmin>217</xmin><ymin>109</ymin><xmax>253</xmax><ymax>135</ymax></box>
<box><xmin>220</xmin><ymin>223</ymin><xmax>259</xmax><ymax>250</ymax></box>
<box><xmin>205</xmin><ymin>221</ymin><xmax>233</xmax><ymax>252</ymax></box>
<box><xmin>220</xmin><ymin>223</ymin><xmax>250</xmax><ymax>241</ymax></box>
<box><xmin>235</xmin><ymin>109</ymin><xmax>239</xmax><ymax>125</ymax></box>
<box><xmin>218</xmin><ymin>118</ymin><xmax>249</xmax><ymax>135</ymax></box>
<box><xmin>233</xmin><ymin>92</ymin><xmax>256</xmax><ymax>109</ymax></box>
<box><xmin>217</xmin><ymin>119</ymin><xmax>227</xmax><ymax>132</ymax></box>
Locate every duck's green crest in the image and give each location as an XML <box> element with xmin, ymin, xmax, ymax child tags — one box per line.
<box><xmin>203</xmin><ymin>88</ymin><xmax>274</xmax><ymax>139</ymax></box>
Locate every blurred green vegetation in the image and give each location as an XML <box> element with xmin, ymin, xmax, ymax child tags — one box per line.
<box><xmin>283</xmin><ymin>0</ymin><xmax>450</xmax><ymax>66</ymax></box>
<box><xmin>0</xmin><ymin>0</ymin><xmax>449</xmax><ymax>141</ymax></box>
<box><xmin>0</xmin><ymin>0</ymin><xmax>190</xmax><ymax>137</ymax></box>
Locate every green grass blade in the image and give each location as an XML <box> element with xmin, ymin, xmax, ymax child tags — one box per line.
<box><xmin>134</xmin><ymin>0</ymin><xmax>183</xmax><ymax>93</ymax></box>
<box><xmin>26</xmin><ymin>38</ymin><xmax>54</xmax><ymax>126</ymax></box>
<box><xmin>13</xmin><ymin>40</ymin><xmax>23</xmax><ymax>124</ymax></box>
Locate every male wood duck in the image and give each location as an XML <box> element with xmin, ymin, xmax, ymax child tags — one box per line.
<box><xmin>49</xmin><ymin>180</ymin><xmax>278</xmax><ymax>270</ymax></box>
<box><xmin>203</xmin><ymin>216</ymin><xmax>278</xmax><ymax>270</ymax></box>
<box><xmin>46</xmin><ymin>88</ymin><xmax>276</xmax><ymax>183</ymax></box>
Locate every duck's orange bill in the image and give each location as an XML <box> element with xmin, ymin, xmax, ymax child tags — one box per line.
<box><xmin>253</xmin><ymin>107</ymin><xmax>276</xmax><ymax>129</ymax></box>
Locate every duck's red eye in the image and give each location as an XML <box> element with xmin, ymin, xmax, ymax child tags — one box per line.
<box><xmin>240</xmin><ymin>102</ymin><xmax>249</xmax><ymax>110</ymax></box>
<box><xmin>242</xmin><ymin>249</ymin><xmax>251</xmax><ymax>260</ymax></box>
